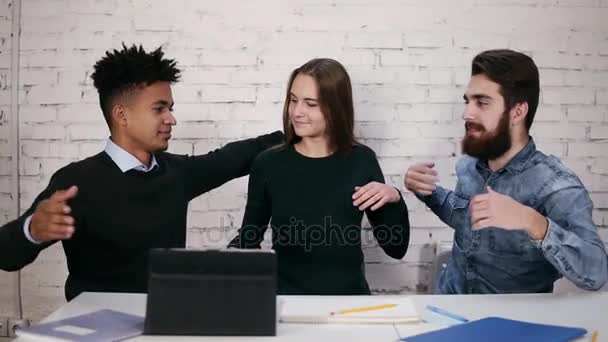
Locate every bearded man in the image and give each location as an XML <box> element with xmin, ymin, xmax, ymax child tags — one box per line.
<box><xmin>403</xmin><ymin>49</ymin><xmax>607</xmax><ymax>294</ymax></box>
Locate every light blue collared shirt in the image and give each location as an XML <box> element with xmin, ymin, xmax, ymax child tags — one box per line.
<box><xmin>23</xmin><ymin>138</ymin><xmax>159</xmax><ymax>244</ymax></box>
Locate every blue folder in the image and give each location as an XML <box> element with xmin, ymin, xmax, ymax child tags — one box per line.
<box><xmin>401</xmin><ymin>317</ymin><xmax>587</xmax><ymax>342</ymax></box>
<box><xmin>16</xmin><ymin>309</ymin><xmax>144</xmax><ymax>342</ymax></box>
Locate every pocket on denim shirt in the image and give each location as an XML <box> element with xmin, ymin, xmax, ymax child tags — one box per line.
<box><xmin>449</xmin><ymin>195</ymin><xmax>470</xmax><ymax>244</ymax></box>
<box><xmin>486</xmin><ymin>228</ymin><xmax>542</xmax><ymax>261</ymax></box>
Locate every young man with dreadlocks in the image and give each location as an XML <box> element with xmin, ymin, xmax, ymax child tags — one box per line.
<box><xmin>0</xmin><ymin>44</ymin><xmax>283</xmax><ymax>300</ymax></box>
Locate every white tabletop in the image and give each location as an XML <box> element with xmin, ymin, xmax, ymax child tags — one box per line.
<box><xmin>15</xmin><ymin>291</ymin><xmax>607</xmax><ymax>341</ymax></box>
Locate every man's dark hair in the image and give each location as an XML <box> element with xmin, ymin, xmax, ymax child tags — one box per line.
<box><xmin>91</xmin><ymin>43</ymin><xmax>181</xmax><ymax>129</ymax></box>
<box><xmin>471</xmin><ymin>49</ymin><xmax>540</xmax><ymax>131</ymax></box>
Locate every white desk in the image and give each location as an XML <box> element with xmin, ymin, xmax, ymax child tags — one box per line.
<box><xmin>15</xmin><ymin>292</ymin><xmax>607</xmax><ymax>341</ymax></box>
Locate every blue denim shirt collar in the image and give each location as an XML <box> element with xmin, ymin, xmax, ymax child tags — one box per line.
<box><xmin>474</xmin><ymin>137</ymin><xmax>537</xmax><ymax>177</ymax></box>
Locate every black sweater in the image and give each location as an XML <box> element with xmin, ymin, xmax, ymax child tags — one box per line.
<box><xmin>0</xmin><ymin>132</ymin><xmax>283</xmax><ymax>300</ymax></box>
<box><xmin>228</xmin><ymin>144</ymin><xmax>410</xmax><ymax>295</ymax></box>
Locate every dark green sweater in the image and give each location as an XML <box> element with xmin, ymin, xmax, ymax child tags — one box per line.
<box><xmin>0</xmin><ymin>132</ymin><xmax>283</xmax><ymax>300</ymax></box>
<box><xmin>228</xmin><ymin>144</ymin><xmax>410</xmax><ymax>295</ymax></box>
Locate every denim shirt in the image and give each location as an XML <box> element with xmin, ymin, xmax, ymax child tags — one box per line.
<box><xmin>421</xmin><ymin>138</ymin><xmax>608</xmax><ymax>294</ymax></box>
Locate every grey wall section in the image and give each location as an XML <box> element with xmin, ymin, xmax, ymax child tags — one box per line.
<box><xmin>0</xmin><ymin>0</ymin><xmax>19</xmax><ymax>320</ymax></box>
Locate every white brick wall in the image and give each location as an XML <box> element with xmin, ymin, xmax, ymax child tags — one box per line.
<box><xmin>0</xmin><ymin>0</ymin><xmax>606</xmax><ymax>323</ymax></box>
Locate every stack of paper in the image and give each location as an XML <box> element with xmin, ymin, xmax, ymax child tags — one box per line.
<box><xmin>279</xmin><ymin>297</ymin><xmax>420</xmax><ymax>324</ymax></box>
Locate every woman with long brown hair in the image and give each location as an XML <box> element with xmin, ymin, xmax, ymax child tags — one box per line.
<box><xmin>229</xmin><ymin>58</ymin><xmax>410</xmax><ymax>295</ymax></box>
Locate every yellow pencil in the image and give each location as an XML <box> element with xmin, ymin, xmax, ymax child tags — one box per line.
<box><xmin>591</xmin><ymin>330</ymin><xmax>598</xmax><ymax>342</ymax></box>
<box><xmin>331</xmin><ymin>303</ymin><xmax>398</xmax><ymax>315</ymax></box>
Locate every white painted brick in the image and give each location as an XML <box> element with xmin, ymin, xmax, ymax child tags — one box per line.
<box><xmin>22</xmin><ymin>85</ymin><xmax>83</xmax><ymax>105</ymax></box>
<box><xmin>591</xmin><ymin>158</ymin><xmax>608</xmax><ymax>175</ymax></box>
<box><xmin>172</xmin><ymin>123</ymin><xmax>216</xmax><ymax>139</ymax></box>
<box><xmin>592</xmin><ymin>72</ymin><xmax>608</xmax><ymax>88</ymax></box>
<box><xmin>166</xmin><ymin>141</ymin><xmax>193</xmax><ymax>155</ymax></box>
<box><xmin>542</xmin><ymin>88</ymin><xmax>594</xmax><ymax>105</ymax></box>
<box><xmin>453</xmin><ymin>31</ymin><xmax>509</xmax><ymax>49</ymax></box>
<box><xmin>582</xmin><ymin>55</ymin><xmax>608</xmax><ymax>71</ymax></box>
<box><xmin>511</xmin><ymin>31</ymin><xmax>569</xmax><ymax>52</ymax></box>
<box><xmin>229</xmin><ymin>67</ymin><xmax>291</xmax><ymax>86</ymax></box>
<box><xmin>40</xmin><ymin>158</ymin><xmax>79</xmax><ymax>179</ymax></box>
<box><xmin>193</xmin><ymin>139</ymin><xmax>226</xmax><ymax>155</ymax></box>
<box><xmin>20</xmin><ymin>50</ymin><xmax>101</xmax><ymax>69</ymax></box>
<box><xmin>581</xmin><ymin>174</ymin><xmax>608</xmax><ymax>191</ymax></box>
<box><xmin>567</xmin><ymin>106</ymin><xmax>605</xmax><ymax>122</ymax></box>
<box><xmin>566</xmin><ymin>31</ymin><xmax>599</xmax><ymax>54</ymax></box>
<box><xmin>428</xmin><ymin>87</ymin><xmax>463</xmax><ymax>104</ymax></box>
<box><xmin>74</xmin><ymin>13</ymin><xmax>131</xmax><ymax>31</ymax></box>
<box><xmin>355</xmin><ymin>104</ymin><xmax>397</xmax><ymax>122</ymax></box>
<box><xmin>0</xmin><ymin>140</ymin><xmax>8</xmax><ymax>156</ymax></box>
<box><xmin>0</xmin><ymin>157</ymin><xmax>10</xmax><ymax>175</ymax></box>
<box><xmin>78</xmin><ymin>141</ymin><xmax>105</xmax><ymax>158</ymax></box>
<box><xmin>590</xmin><ymin>126</ymin><xmax>608</xmax><ymax>139</ymax></box>
<box><xmin>133</xmin><ymin>14</ymin><xmax>177</xmax><ymax>32</ymax></box>
<box><xmin>20</xmin><ymin>157</ymin><xmax>41</xmax><ymax>176</ymax></box>
<box><xmin>593</xmin><ymin>210</ymin><xmax>607</xmax><ymax>227</ymax></box>
<box><xmin>534</xmin><ymin>141</ymin><xmax>566</xmax><ymax>157</ymax></box>
<box><xmin>356</xmin><ymin>122</ymin><xmax>417</xmax><ymax>140</ymax></box>
<box><xmin>381</xmin><ymin>50</ymin><xmax>473</xmax><ymax>68</ymax></box>
<box><xmin>0</xmin><ymin>193</ymin><xmax>13</xmax><ymax>211</ymax></box>
<box><xmin>428</xmin><ymin>69</ymin><xmax>453</xmax><ymax>85</ymax></box>
<box><xmin>563</xmin><ymin>70</ymin><xmax>591</xmax><ymax>87</ymax></box>
<box><xmin>349</xmin><ymin>67</ymin><xmax>401</xmax><ymax>85</ymax></box>
<box><xmin>354</xmin><ymin>86</ymin><xmax>426</xmax><ymax>104</ymax></box>
<box><xmin>20</xmin><ymin>33</ymin><xmax>62</xmax><ymax>50</ymax></box>
<box><xmin>20</xmin><ymin>105</ymin><xmax>57</xmax><ymax>123</ymax></box>
<box><xmin>21</xmin><ymin>69</ymin><xmax>58</xmax><ymax>86</ymax></box>
<box><xmin>214</xmin><ymin>122</ymin><xmax>245</xmax><ymax>139</ymax></box>
<box><xmin>346</xmin><ymin>32</ymin><xmax>402</xmax><ymax>49</ymax></box>
<box><xmin>569</xmin><ymin>142</ymin><xmax>608</xmax><ymax>157</ymax></box>
<box><xmin>598</xmin><ymin>90</ymin><xmax>608</xmax><ymax>105</ymax></box>
<box><xmin>180</xmin><ymin>67</ymin><xmax>233</xmax><ymax>85</ymax></box>
<box><xmin>200</xmin><ymin>51</ymin><xmax>258</xmax><ymax>67</ymax></box>
<box><xmin>540</xmin><ymin>69</ymin><xmax>566</xmax><ymax>87</ymax></box>
<box><xmin>530</xmin><ymin>123</ymin><xmax>587</xmax><ymax>139</ymax></box>
<box><xmin>256</xmin><ymin>86</ymin><xmax>284</xmax><ymax>104</ymax></box>
<box><xmin>404</xmin><ymin>31</ymin><xmax>452</xmax><ymax>49</ymax></box>
<box><xmin>535</xmin><ymin>105</ymin><xmax>565</xmax><ymax>122</ymax></box>
<box><xmin>57</xmin><ymin>104</ymin><xmax>104</xmax><ymax>123</ymax></box>
<box><xmin>591</xmin><ymin>194</ymin><xmax>608</xmax><ymax>209</ymax></box>
<box><xmin>242</xmin><ymin>121</ymin><xmax>282</xmax><ymax>137</ymax></box>
<box><xmin>58</xmin><ymin>69</ymin><xmax>91</xmax><ymax>86</ymax></box>
<box><xmin>202</xmin><ymin>85</ymin><xmax>256</xmax><ymax>103</ymax></box>
<box><xmin>22</xmin><ymin>142</ymin><xmax>79</xmax><ymax>158</ymax></box>
<box><xmin>20</xmin><ymin>124</ymin><xmax>65</xmax><ymax>140</ymax></box>
<box><xmin>171</xmin><ymin>84</ymin><xmax>201</xmax><ymax>103</ymax></box>
<box><xmin>416</xmin><ymin>123</ymin><xmax>463</xmax><ymax>139</ymax></box>
<box><xmin>0</xmin><ymin>123</ymin><xmax>8</xmax><ymax>140</ymax></box>
<box><xmin>176</xmin><ymin>103</ymin><xmax>254</xmax><ymax>122</ymax></box>
<box><xmin>398</xmin><ymin>104</ymin><xmax>455</xmax><ymax>122</ymax></box>
<box><xmin>533</xmin><ymin>52</ymin><xmax>592</xmax><ymax>71</ymax></box>
<box><xmin>67</xmin><ymin>124</ymin><xmax>108</xmax><ymax>141</ymax></box>
<box><xmin>560</xmin><ymin>158</ymin><xmax>590</xmax><ymax>177</ymax></box>
<box><xmin>0</xmin><ymin>90</ymin><xmax>9</xmax><ymax>104</ymax></box>
<box><xmin>373</xmin><ymin>140</ymin><xmax>455</xmax><ymax>158</ymax></box>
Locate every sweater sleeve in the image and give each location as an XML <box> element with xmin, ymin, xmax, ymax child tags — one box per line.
<box><xmin>0</xmin><ymin>169</ymin><xmax>74</xmax><ymax>271</ymax></box>
<box><xmin>227</xmin><ymin>154</ymin><xmax>272</xmax><ymax>248</ymax></box>
<box><xmin>182</xmin><ymin>131</ymin><xmax>283</xmax><ymax>200</ymax></box>
<box><xmin>363</xmin><ymin>151</ymin><xmax>410</xmax><ymax>260</ymax></box>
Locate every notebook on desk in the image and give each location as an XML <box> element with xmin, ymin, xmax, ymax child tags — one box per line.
<box><xmin>15</xmin><ymin>309</ymin><xmax>144</xmax><ymax>342</ymax></box>
<box><xmin>401</xmin><ymin>316</ymin><xmax>587</xmax><ymax>342</ymax></box>
<box><xmin>279</xmin><ymin>297</ymin><xmax>420</xmax><ymax>324</ymax></box>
